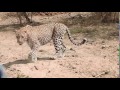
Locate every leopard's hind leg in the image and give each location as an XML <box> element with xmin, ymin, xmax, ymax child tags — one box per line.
<box><xmin>53</xmin><ymin>35</ymin><xmax>66</xmax><ymax>58</ymax></box>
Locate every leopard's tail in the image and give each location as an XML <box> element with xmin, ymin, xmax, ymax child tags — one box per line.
<box><xmin>66</xmin><ymin>28</ymin><xmax>87</xmax><ymax>46</ymax></box>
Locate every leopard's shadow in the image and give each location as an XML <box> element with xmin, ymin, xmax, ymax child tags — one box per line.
<box><xmin>3</xmin><ymin>57</ymin><xmax>55</xmax><ymax>69</ymax></box>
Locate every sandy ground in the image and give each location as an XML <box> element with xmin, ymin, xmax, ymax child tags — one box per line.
<box><xmin>0</xmin><ymin>12</ymin><xmax>119</xmax><ymax>78</ymax></box>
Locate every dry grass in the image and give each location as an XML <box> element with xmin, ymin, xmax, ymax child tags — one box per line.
<box><xmin>93</xmin><ymin>12</ymin><xmax>119</xmax><ymax>23</ymax></box>
<box><xmin>69</xmin><ymin>24</ymin><xmax>118</xmax><ymax>40</ymax></box>
<box><xmin>61</xmin><ymin>13</ymin><xmax>118</xmax><ymax>40</ymax></box>
<box><xmin>17</xmin><ymin>73</ymin><xmax>29</xmax><ymax>78</ymax></box>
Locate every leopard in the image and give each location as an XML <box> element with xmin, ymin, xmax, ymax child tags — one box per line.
<box><xmin>15</xmin><ymin>23</ymin><xmax>87</xmax><ymax>62</ymax></box>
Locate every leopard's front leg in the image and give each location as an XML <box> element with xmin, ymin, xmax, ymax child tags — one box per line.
<box><xmin>28</xmin><ymin>51</ymin><xmax>37</xmax><ymax>62</ymax></box>
<box><xmin>28</xmin><ymin>41</ymin><xmax>40</xmax><ymax>62</ymax></box>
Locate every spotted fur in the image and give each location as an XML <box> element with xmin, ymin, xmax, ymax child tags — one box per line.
<box><xmin>15</xmin><ymin>23</ymin><xmax>87</xmax><ymax>62</ymax></box>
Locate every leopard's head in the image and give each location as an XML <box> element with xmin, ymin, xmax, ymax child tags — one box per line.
<box><xmin>15</xmin><ymin>29</ymin><xmax>28</xmax><ymax>45</ymax></box>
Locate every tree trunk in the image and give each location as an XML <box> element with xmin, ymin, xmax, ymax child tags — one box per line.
<box><xmin>17</xmin><ymin>12</ymin><xmax>32</xmax><ymax>25</ymax></box>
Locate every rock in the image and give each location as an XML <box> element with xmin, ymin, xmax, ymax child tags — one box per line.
<box><xmin>48</xmin><ymin>71</ymin><xmax>51</xmax><ymax>73</ymax></box>
<box><xmin>72</xmin><ymin>67</ymin><xmax>76</xmax><ymax>69</ymax></box>
<box><xmin>104</xmin><ymin>56</ymin><xmax>106</xmax><ymax>59</ymax></box>
<box><xmin>49</xmin><ymin>57</ymin><xmax>56</xmax><ymax>60</ymax></box>
<box><xmin>70</xmin><ymin>48</ymin><xmax>76</xmax><ymax>52</ymax></box>
<box><xmin>0</xmin><ymin>55</ymin><xmax>4</xmax><ymax>57</ymax></box>
<box><xmin>59</xmin><ymin>63</ymin><xmax>63</xmax><ymax>66</ymax></box>
<box><xmin>101</xmin><ymin>45</ymin><xmax>106</xmax><ymax>49</ymax></box>
<box><xmin>34</xmin><ymin>66</ymin><xmax>38</xmax><ymax>70</ymax></box>
<box><xmin>101</xmin><ymin>41</ymin><xmax>105</xmax><ymax>44</ymax></box>
<box><xmin>72</xmin><ymin>55</ymin><xmax>78</xmax><ymax>57</ymax></box>
<box><xmin>75</xmin><ymin>71</ymin><xmax>78</xmax><ymax>73</ymax></box>
<box><xmin>39</xmin><ymin>50</ymin><xmax>45</xmax><ymax>52</ymax></box>
<box><xmin>101</xmin><ymin>45</ymin><xmax>111</xmax><ymax>49</ymax></box>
